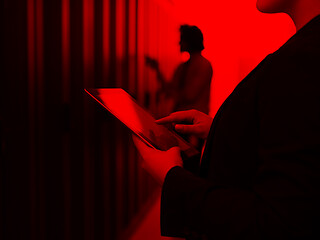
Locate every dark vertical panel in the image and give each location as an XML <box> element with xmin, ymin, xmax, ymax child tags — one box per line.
<box><xmin>106</xmin><ymin>1</ymin><xmax>118</xmax><ymax>238</ymax></box>
<box><xmin>0</xmin><ymin>2</ymin><xmax>3</xmax><ymax>239</ymax></box>
<box><xmin>102</xmin><ymin>113</ymin><xmax>117</xmax><ymax>240</ymax></box>
<box><xmin>109</xmin><ymin>0</ymin><xmax>116</xmax><ymax>87</ymax></box>
<box><xmin>34</xmin><ymin>0</ymin><xmax>47</xmax><ymax>238</ymax></box>
<box><xmin>27</xmin><ymin>0</ymin><xmax>37</xmax><ymax>239</ymax></box>
<box><xmin>93</xmin><ymin>0</ymin><xmax>105</xmax><ymax>239</ymax></box>
<box><xmin>115</xmin><ymin>121</ymin><xmax>125</xmax><ymax>236</ymax></box>
<box><xmin>61</xmin><ymin>0</ymin><xmax>72</xmax><ymax>238</ymax></box>
<box><xmin>94</xmin><ymin>0</ymin><xmax>103</xmax><ymax>87</ymax></box>
<box><xmin>69</xmin><ymin>0</ymin><xmax>85</xmax><ymax>239</ymax></box>
<box><xmin>2</xmin><ymin>0</ymin><xmax>30</xmax><ymax>239</ymax></box>
<box><xmin>101</xmin><ymin>0</ymin><xmax>116</xmax><ymax>237</ymax></box>
<box><xmin>102</xmin><ymin>0</ymin><xmax>110</xmax><ymax>85</ymax></box>
<box><xmin>83</xmin><ymin>0</ymin><xmax>95</xmax><ymax>239</ymax></box>
<box><xmin>98</xmin><ymin>1</ymin><xmax>114</xmax><ymax>239</ymax></box>
<box><xmin>43</xmin><ymin>0</ymin><xmax>65</xmax><ymax>239</ymax></box>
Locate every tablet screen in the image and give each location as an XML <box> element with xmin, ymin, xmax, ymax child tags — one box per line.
<box><xmin>85</xmin><ymin>88</ymin><xmax>199</xmax><ymax>158</ymax></box>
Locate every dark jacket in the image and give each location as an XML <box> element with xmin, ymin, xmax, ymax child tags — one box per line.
<box><xmin>161</xmin><ymin>15</ymin><xmax>320</xmax><ymax>240</ymax></box>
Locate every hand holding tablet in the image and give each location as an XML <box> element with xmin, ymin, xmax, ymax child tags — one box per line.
<box><xmin>85</xmin><ymin>88</ymin><xmax>199</xmax><ymax>158</ymax></box>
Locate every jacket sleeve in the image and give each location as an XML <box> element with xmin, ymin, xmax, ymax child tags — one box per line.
<box><xmin>160</xmin><ymin>52</ymin><xmax>320</xmax><ymax>239</ymax></box>
<box><xmin>161</xmin><ymin>166</ymin><xmax>264</xmax><ymax>239</ymax></box>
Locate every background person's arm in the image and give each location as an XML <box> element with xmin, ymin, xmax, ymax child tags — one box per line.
<box><xmin>145</xmin><ymin>55</ymin><xmax>182</xmax><ymax>93</ymax></box>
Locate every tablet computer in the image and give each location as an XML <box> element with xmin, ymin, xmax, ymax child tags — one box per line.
<box><xmin>85</xmin><ymin>88</ymin><xmax>199</xmax><ymax>158</ymax></box>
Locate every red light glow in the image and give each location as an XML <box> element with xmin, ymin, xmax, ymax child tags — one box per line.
<box><xmin>83</xmin><ymin>0</ymin><xmax>94</xmax><ymax>86</ymax></box>
<box><xmin>172</xmin><ymin>0</ymin><xmax>295</xmax><ymax>115</ymax></box>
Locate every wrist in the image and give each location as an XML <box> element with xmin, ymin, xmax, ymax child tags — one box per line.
<box><xmin>160</xmin><ymin>147</ymin><xmax>182</xmax><ymax>183</ymax></box>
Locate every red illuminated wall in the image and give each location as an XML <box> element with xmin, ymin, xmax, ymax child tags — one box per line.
<box><xmin>173</xmin><ymin>0</ymin><xmax>295</xmax><ymax>116</ymax></box>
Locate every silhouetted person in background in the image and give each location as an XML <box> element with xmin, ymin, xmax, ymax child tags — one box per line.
<box><xmin>146</xmin><ymin>25</ymin><xmax>212</xmax><ymax>150</ymax></box>
<box><xmin>146</xmin><ymin>25</ymin><xmax>213</xmax><ymax>115</ymax></box>
<box><xmin>134</xmin><ymin>0</ymin><xmax>320</xmax><ymax>239</ymax></box>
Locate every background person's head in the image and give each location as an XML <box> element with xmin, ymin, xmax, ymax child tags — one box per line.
<box><xmin>179</xmin><ymin>25</ymin><xmax>204</xmax><ymax>53</ymax></box>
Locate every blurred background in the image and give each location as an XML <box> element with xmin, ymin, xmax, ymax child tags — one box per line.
<box><xmin>1</xmin><ymin>0</ymin><xmax>295</xmax><ymax>239</ymax></box>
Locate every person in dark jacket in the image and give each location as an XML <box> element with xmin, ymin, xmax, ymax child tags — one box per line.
<box><xmin>133</xmin><ymin>0</ymin><xmax>320</xmax><ymax>239</ymax></box>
